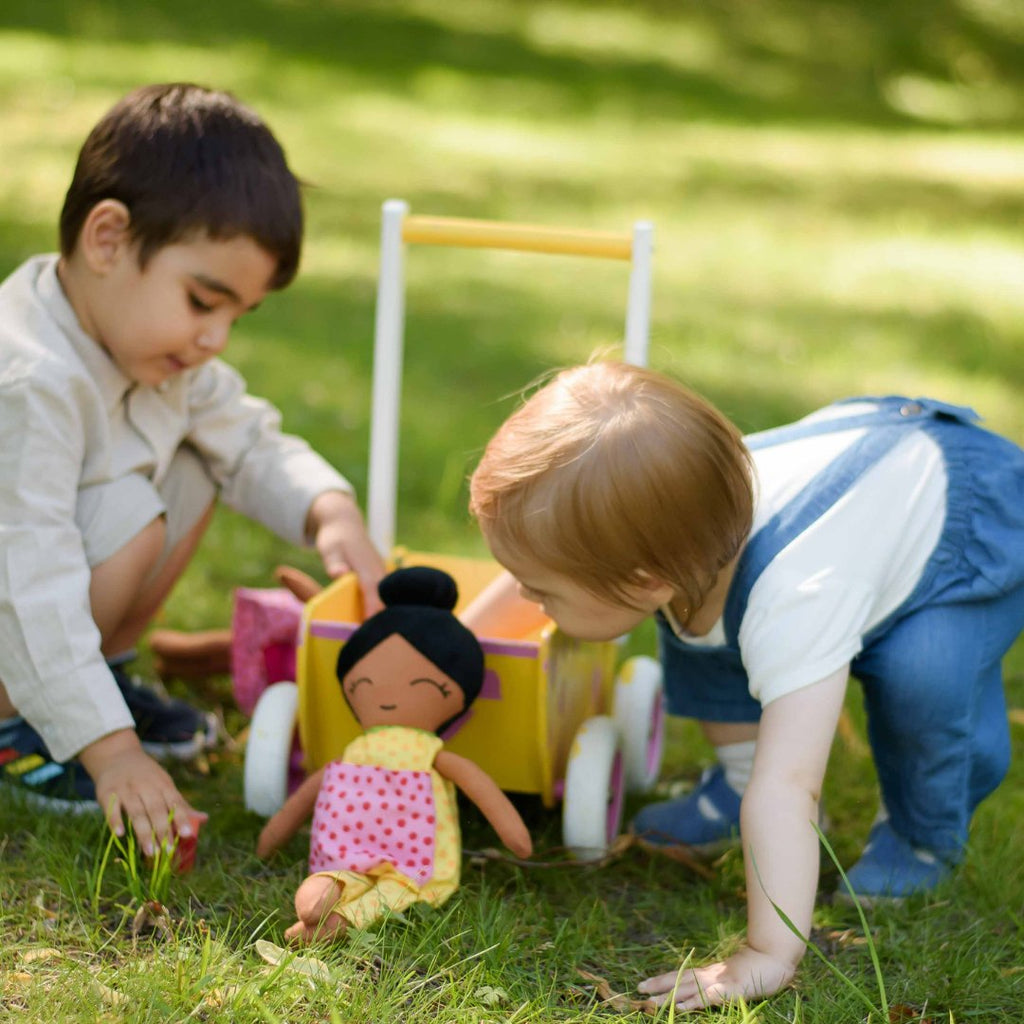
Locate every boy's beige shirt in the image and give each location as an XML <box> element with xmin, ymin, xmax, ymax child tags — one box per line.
<box><xmin>0</xmin><ymin>255</ymin><xmax>353</xmax><ymax>761</ymax></box>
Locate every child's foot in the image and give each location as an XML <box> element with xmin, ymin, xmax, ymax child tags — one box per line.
<box><xmin>284</xmin><ymin>913</ymin><xmax>348</xmax><ymax>944</ymax></box>
<box><xmin>0</xmin><ymin>717</ymin><xmax>100</xmax><ymax>814</ymax></box>
<box><xmin>631</xmin><ymin>765</ymin><xmax>742</xmax><ymax>854</ymax></box>
<box><xmin>110</xmin><ymin>667</ymin><xmax>218</xmax><ymax>762</ymax></box>
<box><xmin>840</xmin><ymin>818</ymin><xmax>950</xmax><ymax>901</ymax></box>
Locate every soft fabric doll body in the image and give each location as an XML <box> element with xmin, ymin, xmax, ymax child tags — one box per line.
<box><xmin>256</xmin><ymin>566</ymin><xmax>532</xmax><ymax>941</ymax></box>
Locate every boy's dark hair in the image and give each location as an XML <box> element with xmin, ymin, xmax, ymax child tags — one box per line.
<box><xmin>59</xmin><ymin>82</ymin><xmax>303</xmax><ymax>289</ymax></box>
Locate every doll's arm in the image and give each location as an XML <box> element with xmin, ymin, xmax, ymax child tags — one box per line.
<box><xmin>273</xmin><ymin>564</ymin><xmax>324</xmax><ymax>603</ymax></box>
<box><xmin>256</xmin><ymin>767</ymin><xmax>326</xmax><ymax>858</ymax></box>
<box><xmin>434</xmin><ymin>749</ymin><xmax>532</xmax><ymax>858</ymax></box>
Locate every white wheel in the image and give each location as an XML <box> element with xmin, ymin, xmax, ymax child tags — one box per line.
<box><xmin>562</xmin><ymin>716</ymin><xmax>624</xmax><ymax>857</ymax></box>
<box><xmin>244</xmin><ymin>681</ymin><xmax>299</xmax><ymax>817</ymax></box>
<box><xmin>613</xmin><ymin>655</ymin><xmax>664</xmax><ymax>794</ymax></box>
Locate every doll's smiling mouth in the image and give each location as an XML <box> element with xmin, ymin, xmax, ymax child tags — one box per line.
<box><xmin>379</xmin><ymin>704</ymin><xmax>397</xmax><ymax>711</ymax></box>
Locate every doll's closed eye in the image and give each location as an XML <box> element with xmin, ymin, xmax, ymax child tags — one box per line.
<box><xmin>410</xmin><ymin>677</ymin><xmax>452</xmax><ymax>698</ymax></box>
<box><xmin>347</xmin><ymin>676</ymin><xmax>373</xmax><ymax>695</ymax></box>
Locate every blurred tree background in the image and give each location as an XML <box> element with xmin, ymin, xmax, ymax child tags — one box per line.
<box><xmin>1</xmin><ymin>0</ymin><xmax>1021</xmax><ymax>621</ymax></box>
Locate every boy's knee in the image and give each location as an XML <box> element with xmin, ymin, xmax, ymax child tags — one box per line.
<box><xmin>126</xmin><ymin>515</ymin><xmax>167</xmax><ymax>569</ymax></box>
<box><xmin>159</xmin><ymin>444</ymin><xmax>217</xmax><ymax>554</ymax></box>
<box><xmin>77</xmin><ymin>473</ymin><xmax>165</xmax><ymax>569</ymax></box>
<box><xmin>89</xmin><ymin>514</ymin><xmax>167</xmax><ymax>646</ymax></box>
<box><xmin>92</xmin><ymin>514</ymin><xmax>166</xmax><ymax>576</ymax></box>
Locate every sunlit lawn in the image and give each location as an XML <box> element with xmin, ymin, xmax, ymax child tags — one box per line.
<box><xmin>1</xmin><ymin>1</ymin><xmax>1022</xmax><ymax>1020</ymax></box>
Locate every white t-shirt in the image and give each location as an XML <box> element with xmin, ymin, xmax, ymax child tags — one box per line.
<box><xmin>684</xmin><ymin>403</ymin><xmax>947</xmax><ymax>706</ymax></box>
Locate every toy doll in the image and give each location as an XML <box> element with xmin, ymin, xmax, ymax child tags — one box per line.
<box><xmin>256</xmin><ymin>566</ymin><xmax>533</xmax><ymax>941</ymax></box>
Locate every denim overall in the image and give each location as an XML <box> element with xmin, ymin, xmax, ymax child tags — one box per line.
<box><xmin>658</xmin><ymin>396</ymin><xmax>1024</xmax><ymax>861</ymax></box>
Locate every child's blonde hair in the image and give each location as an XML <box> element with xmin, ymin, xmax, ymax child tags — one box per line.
<box><xmin>469</xmin><ymin>361</ymin><xmax>754</xmax><ymax>617</ymax></box>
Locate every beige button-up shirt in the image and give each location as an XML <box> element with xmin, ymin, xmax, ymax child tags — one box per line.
<box><xmin>0</xmin><ymin>255</ymin><xmax>353</xmax><ymax>760</ymax></box>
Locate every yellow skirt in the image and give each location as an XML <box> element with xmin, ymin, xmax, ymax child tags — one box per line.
<box><xmin>316</xmin><ymin>861</ymin><xmax>458</xmax><ymax>929</ymax></box>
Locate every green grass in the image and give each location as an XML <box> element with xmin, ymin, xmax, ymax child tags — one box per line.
<box><xmin>2</xmin><ymin>1</ymin><xmax>1023</xmax><ymax>1020</ymax></box>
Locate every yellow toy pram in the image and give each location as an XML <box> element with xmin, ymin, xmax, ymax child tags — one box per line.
<box><xmin>243</xmin><ymin>202</ymin><xmax>664</xmax><ymax>854</ymax></box>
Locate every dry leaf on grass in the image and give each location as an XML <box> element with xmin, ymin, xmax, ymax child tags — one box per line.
<box><xmin>32</xmin><ymin>891</ymin><xmax>58</xmax><ymax>921</ymax></box>
<box><xmin>629</xmin><ymin>834</ymin><xmax>716</xmax><ymax>880</ymax></box>
<box><xmin>254</xmin><ymin>939</ymin><xmax>335</xmax><ymax>984</ymax></box>
<box><xmin>577</xmin><ymin>968</ymin><xmax>658</xmax><ymax>1015</ymax></box>
<box><xmin>203</xmin><ymin>985</ymin><xmax>244</xmax><ymax>1008</ymax></box>
<box><xmin>888</xmin><ymin>1004</ymin><xmax>934</xmax><ymax>1023</ymax></box>
<box><xmin>92</xmin><ymin>980</ymin><xmax>127</xmax><ymax>1007</ymax></box>
<box><xmin>21</xmin><ymin>948</ymin><xmax>63</xmax><ymax>964</ymax></box>
<box><xmin>132</xmin><ymin>901</ymin><xmax>173</xmax><ymax>942</ymax></box>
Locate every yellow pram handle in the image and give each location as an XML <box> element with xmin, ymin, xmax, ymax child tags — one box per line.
<box><xmin>402</xmin><ymin>215</ymin><xmax>633</xmax><ymax>260</ymax></box>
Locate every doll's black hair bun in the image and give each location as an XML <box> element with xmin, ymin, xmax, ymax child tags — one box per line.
<box><xmin>377</xmin><ymin>566</ymin><xmax>459</xmax><ymax>612</ymax></box>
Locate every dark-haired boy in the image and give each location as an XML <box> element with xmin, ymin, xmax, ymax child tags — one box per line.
<box><xmin>0</xmin><ymin>83</ymin><xmax>385</xmax><ymax>853</ymax></box>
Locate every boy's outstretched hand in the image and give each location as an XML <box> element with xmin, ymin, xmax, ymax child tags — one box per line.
<box><xmin>305</xmin><ymin>490</ymin><xmax>386</xmax><ymax>615</ymax></box>
<box><xmin>78</xmin><ymin>728</ymin><xmax>206</xmax><ymax>856</ymax></box>
<box><xmin>638</xmin><ymin>946</ymin><xmax>796</xmax><ymax>1011</ymax></box>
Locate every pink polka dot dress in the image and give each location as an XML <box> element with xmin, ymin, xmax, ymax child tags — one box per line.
<box><xmin>308</xmin><ymin>726</ymin><xmax>461</xmax><ymax>922</ymax></box>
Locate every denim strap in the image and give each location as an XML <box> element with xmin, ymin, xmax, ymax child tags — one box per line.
<box><xmin>724</xmin><ymin>397</ymin><xmax>979</xmax><ymax>645</ymax></box>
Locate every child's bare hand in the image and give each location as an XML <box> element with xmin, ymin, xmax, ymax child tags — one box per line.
<box><xmin>638</xmin><ymin>946</ymin><xmax>796</xmax><ymax>1011</ymax></box>
<box><xmin>306</xmin><ymin>490</ymin><xmax>386</xmax><ymax>614</ymax></box>
<box><xmin>78</xmin><ymin>729</ymin><xmax>205</xmax><ymax>856</ymax></box>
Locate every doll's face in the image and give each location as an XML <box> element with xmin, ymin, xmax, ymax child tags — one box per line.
<box><xmin>341</xmin><ymin>633</ymin><xmax>467</xmax><ymax>732</ymax></box>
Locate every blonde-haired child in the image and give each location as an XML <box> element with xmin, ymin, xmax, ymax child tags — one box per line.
<box><xmin>465</xmin><ymin>359</ymin><xmax>1024</xmax><ymax>1010</ymax></box>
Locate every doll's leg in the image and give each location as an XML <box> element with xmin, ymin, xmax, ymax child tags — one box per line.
<box><xmin>342</xmin><ymin>874</ymin><xmax>421</xmax><ymax>930</ymax></box>
<box><xmin>286</xmin><ymin>870</ymin><xmax>420</xmax><ymax>937</ymax></box>
<box><xmin>285</xmin><ymin>874</ymin><xmax>351</xmax><ymax>943</ymax></box>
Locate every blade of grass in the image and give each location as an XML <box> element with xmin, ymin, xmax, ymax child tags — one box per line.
<box><xmin>817</xmin><ymin>824</ymin><xmax>889</xmax><ymax>1018</ymax></box>
<box><xmin>750</xmin><ymin>825</ymin><xmax>888</xmax><ymax>1018</ymax></box>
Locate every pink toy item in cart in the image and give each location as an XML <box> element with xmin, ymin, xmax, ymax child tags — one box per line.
<box><xmin>231</xmin><ymin>586</ymin><xmax>305</xmax><ymax>716</ymax></box>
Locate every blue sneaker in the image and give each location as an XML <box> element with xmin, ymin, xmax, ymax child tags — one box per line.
<box><xmin>0</xmin><ymin>717</ymin><xmax>99</xmax><ymax>814</ymax></box>
<box><xmin>841</xmin><ymin>818</ymin><xmax>950</xmax><ymax>901</ymax></box>
<box><xmin>631</xmin><ymin>765</ymin><xmax>742</xmax><ymax>853</ymax></box>
<box><xmin>111</xmin><ymin>666</ymin><xmax>218</xmax><ymax>762</ymax></box>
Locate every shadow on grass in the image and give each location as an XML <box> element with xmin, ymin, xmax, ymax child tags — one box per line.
<box><xmin>2</xmin><ymin>0</ymin><xmax>1022</xmax><ymax>129</ymax></box>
